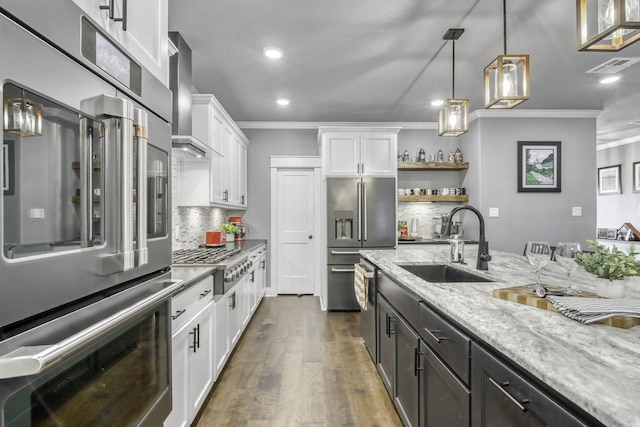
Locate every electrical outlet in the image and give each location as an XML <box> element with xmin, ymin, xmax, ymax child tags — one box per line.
<box><xmin>29</xmin><ymin>208</ymin><xmax>45</xmax><ymax>219</ymax></box>
<box><xmin>572</xmin><ymin>206</ymin><xmax>582</xmax><ymax>217</ymax></box>
<box><xmin>489</xmin><ymin>208</ymin><xmax>499</xmax><ymax>217</ymax></box>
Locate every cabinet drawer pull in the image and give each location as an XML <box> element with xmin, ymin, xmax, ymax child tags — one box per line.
<box><xmin>200</xmin><ymin>289</ymin><xmax>212</xmax><ymax>298</ymax></box>
<box><xmin>171</xmin><ymin>309</ymin><xmax>186</xmax><ymax>320</ymax></box>
<box><xmin>423</xmin><ymin>328</ymin><xmax>448</xmax><ymax>343</ymax></box>
<box><xmin>488</xmin><ymin>377</ymin><xmax>529</xmax><ymax>413</ymax></box>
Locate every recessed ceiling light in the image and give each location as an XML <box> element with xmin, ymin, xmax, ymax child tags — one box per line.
<box><xmin>263</xmin><ymin>47</ymin><xmax>283</xmax><ymax>59</ymax></box>
<box><xmin>431</xmin><ymin>99</ymin><xmax>444</xmax><ymax>107</ymax></box>
<box><xmin>599</xmin><ymin>75</ymin><xmax>621</xmax><ymax>84</ymax></box>
<box><xmin>276</xmin><ymin>98</ymin><xmax>290</xmax><ymax>106</ymax></box>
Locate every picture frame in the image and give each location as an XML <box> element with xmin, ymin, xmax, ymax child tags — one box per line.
<box><xmin>606</xmin><ymin>228</ymin><xmax>617</xmax><ymax>239</ymax></box>
<box><xmin>597</xmin><ymin>228</ymin><xmax>608</xmax><ymax>239</ymax></box>
<box><xmin>2</xmin><ymin>141</ymin><xmax>15</xmax><ymax>196</ymax></box>
<box><xmin>517</xmin><ymin>141</ymin><xmax>561</xmax><ymax>192</ymax></box>
<box><xmin>634</xmin><ymin>161</ymin><xmax>640</xmax><ymax>193</ymax></box>
<box><xmin>598</xmin><ymin>164</ymin><xmax>621</xmax><ymax>195</ymax></box>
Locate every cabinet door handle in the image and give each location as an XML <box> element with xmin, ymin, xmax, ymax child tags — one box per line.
<box><xmin>414</xmin><ymin>347</ymin><xmax>423</xmax><ymax>376</ymax></box>
<box><xmin>361</xmin><ymin>162</ymin><xmax>364</xmax><ymax>174</ymax></box>
<box><xmin>388</xmin><ymin>317</ymin><xmax>396</xmax><ymax>335</ymax></box>
<box><xmin>189</xmin><ymin>326</ymin><xmax>198</xmax><ymax>353</ymax></box>
<box><xmin>423</xmin><ymin>328</ymin><xmax>448</xmax><ymax>344</ymax></box>
<box><xmin>488</xmin><ymin>377</ymin><xmax>529</xmax><ymax>413</ymax></box>
<box><xmin>196</xmin><ymin>323</ymin><xmax>200</xmax><ymax>349</ymax></box>
<box><xmin>200</xmin><ymin>289</ymin><xmax>212</xmax><ymax>298</ymax></box>
<box><xmin>99</xmin><ymin>0</ymin><xmax>114</xmax><ymax>19</ymax></box>
<box><xmin>171</xmin><ymin>309</ymin><xmax>186</xmax><ymax>320</ymax></box>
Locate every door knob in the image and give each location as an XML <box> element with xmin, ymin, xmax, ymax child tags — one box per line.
<box><xmin>308</xmin><ymin>235</ymin><xmax>313</xmax><ymax>239</ymax></box>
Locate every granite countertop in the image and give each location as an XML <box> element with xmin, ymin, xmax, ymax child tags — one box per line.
<box><xmin>361</xmin><ymin>246</ymin><xmax>640</xmax><ymax>427</ymax></box>
<box><xmin>398</xmin><ymin>238</ymin><xmax>478</xmax><ymax>245</ymax></box>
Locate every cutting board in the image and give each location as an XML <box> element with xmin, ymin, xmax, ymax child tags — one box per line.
<box><xmin>492</xmin><ymin>285</ymin><xmax>640</xmax><ymax>329</ymax></box>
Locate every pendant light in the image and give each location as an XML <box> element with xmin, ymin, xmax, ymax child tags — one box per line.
<box><xmin>484</xmin><ymin>0</ymin><xmax>530</xmax><ymax>109</ymax></box>
<box><xmin>577</xmin><ymin>0</ymin><xmax>640</xmax><ymax>51</ymax></box>
<box><xmin>438</xmin><ymin>28</ymin><xmax>469</xmax><ymax>137</ymax></box>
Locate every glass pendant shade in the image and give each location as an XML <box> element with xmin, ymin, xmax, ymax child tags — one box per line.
<box><xmin>438</xmin><ymin>98</ymin><xmax>469</xmax><ymax>137</ymax></box>
<box><xmin>484</xmin><ymin>54</ymin><xmax>530</xmax><ymax>108</ymax></box>
<box><xmin>3</xmin><ymin>97</ymin><xmax>42</xmax><ymax>137</ymax></box>
<box><xmin>577</xmin><ymin>0</ymin><xmax>640</xmax><ymax>51</ymax></box>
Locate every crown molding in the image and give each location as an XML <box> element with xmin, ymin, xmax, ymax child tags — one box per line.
<box><xmin>597</xmin><ymin>134</ymin><xmax>640</xmax><ymax>150</ymax></box>
<box><xmin>469</xmin><ymin>109</ymin><xmax>601</xmax><ymax>121</ymax></box>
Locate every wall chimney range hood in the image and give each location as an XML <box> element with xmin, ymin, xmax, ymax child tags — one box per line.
<box><xmin>169</xmin><ymin>32</ymin><xmax>208</xmax><ymax>158</ymax></box>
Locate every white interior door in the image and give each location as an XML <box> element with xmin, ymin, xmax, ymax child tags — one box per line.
<box><xmin>276</xmin><ymin>169</ymin><xmax>315</xmax><ymax>294</ymax></box>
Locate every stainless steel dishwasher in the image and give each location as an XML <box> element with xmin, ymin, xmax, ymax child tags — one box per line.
<box><xmin>359</xmin><ymin>258</ymin><xmax>377</xmax><ymax>362</ymax></box>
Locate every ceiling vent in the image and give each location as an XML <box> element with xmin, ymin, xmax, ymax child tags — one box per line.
<box><xmin>586</xmin><ymin>58</ymin><xmax>640</xmax><ymax>74</ymax></box>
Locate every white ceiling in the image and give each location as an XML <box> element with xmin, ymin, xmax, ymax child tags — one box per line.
<box><xmin>168</xmin><ymin>0</ymin><xmax>640</xmax><ymax>144</ymax></box>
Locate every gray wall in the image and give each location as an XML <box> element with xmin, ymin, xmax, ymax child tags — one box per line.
<box><xmin>597</xmin><ymin>142</ymin><xmax>640</xmax><ymax>229</ymax></box>
<box><xmin>241</xmin><ymin>129</ymin><xmax>319</xmax><ymax>287</ymax></box>
<box><xmin>243</xmin><ymin>121</ymin><xmax>598</xmax><ymax>257</ymax></box>
<box><xmin>465</xmin><ymin>117</ymin><xmax>598</xmax><ymax>254</ymax></box>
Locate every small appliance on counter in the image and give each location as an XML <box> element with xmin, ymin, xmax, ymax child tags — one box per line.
<box><xmin>228</xmin><ymin>216</ymin><xmax>248</xmax><ymax>241</ymax></box>
<box><xmin>205</xmin><ymin>230</ymin><xmax>226</xmax><ymax>247</ymax></box>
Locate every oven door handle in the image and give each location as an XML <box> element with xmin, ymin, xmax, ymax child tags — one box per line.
<box><xmin>0</xmin><ymin>280</ymin><xmax>184</xmax><ymax>380</ymax></box>
<box><xmin>81</xmin><ymin>94</ymin><xmax>136</xmax><ymax>272</ymax></box>
<box><xmin>134</xmin><ymin>108</ymin><xmax>149</xmax><ymax>267</ymax></box>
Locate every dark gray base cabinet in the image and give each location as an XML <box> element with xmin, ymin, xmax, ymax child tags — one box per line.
<box><xmin>377</xmin><ymin>295</ymin><xmax>395</xmax><ymax>397</ymax></box>
<box><xmin>471</xmin><ymin>343</ymin><xmax>602</xmax><ymax>427</ymax></box>
<box><xmin>420</xmin><ymin>341</ymin><xmax>470</xmax><ymax>427</ymax></box>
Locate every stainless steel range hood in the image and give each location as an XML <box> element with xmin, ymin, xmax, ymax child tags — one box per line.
<box><xmin>169</xmin><ymin>32</ymin><xmax>208</xmax><ymax>158</ymax></box>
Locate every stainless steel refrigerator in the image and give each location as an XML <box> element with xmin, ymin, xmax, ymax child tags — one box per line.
<box><xmin>326</xmin><ymin>177</ymin><xmax>396</xmax><ymax>310</ymax></box>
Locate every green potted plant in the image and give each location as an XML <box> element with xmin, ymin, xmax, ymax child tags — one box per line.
<box><xmin>575</xmin><ymin>240</ymin><xmax>639</xmax><ymax>298</ymax></box>
<box><xmin>220</xmin><ymin>223</ymin><xmax>240</xmax><ymax>242</ymax></box>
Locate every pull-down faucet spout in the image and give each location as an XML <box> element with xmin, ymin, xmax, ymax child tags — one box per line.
<box><xmin>443</xmin><ymin>205</ymin><xmax>491</xmax><ymax>271</ymax></box>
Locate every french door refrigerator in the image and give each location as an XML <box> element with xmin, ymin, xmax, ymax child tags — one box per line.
<box><xmin>326</xmin><ymin>177</ymin><xmax>396</xmax><ymax>310</ymax></box>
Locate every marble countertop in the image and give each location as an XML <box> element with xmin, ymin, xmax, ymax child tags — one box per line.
<box><xmin>361</xmin><ymin>246</ymin><xmax>640</xmax><ymax>427</ymax></box>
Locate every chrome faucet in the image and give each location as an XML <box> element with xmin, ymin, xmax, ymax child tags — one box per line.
<box><xmin>443</xmin><ymin>205</ymin><xmax>491</xmax><ymax>270</ymax></box>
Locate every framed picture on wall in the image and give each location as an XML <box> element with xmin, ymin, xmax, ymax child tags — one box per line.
<box><xmin>633</xmin><ymin>162</ymin><xmax>640</xmax><ymax>193</ymax></box>
<box><xmin>517</xmin><ymin>141</ymin><xmax>561</xmax><ymax>192</ymax></box>
<box><xmin>598</xmin><ymin>164</ymin><xmax>621</xmax><ymax>195</ymax></box>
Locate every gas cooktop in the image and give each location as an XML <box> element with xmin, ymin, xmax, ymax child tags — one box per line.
<box><xmin>171</xmin><ymin>246</ymin><xmax>242</xmax><ymax>265</ymax></box>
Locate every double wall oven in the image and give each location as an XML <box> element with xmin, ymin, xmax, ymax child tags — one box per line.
<box><xmin>0</xmin><ymin>2</ymin><xmax>178</xmax><ymax>426</ymax></box>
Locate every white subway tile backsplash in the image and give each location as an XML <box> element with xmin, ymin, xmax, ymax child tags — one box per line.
<box><xmin>397</xmin><ymin>202</ymin><xmax>466</xmax><ymax>239</ymax></box>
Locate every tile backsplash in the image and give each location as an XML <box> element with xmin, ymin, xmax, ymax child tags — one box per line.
<box><xmin>172</xmin><ymin>157</ymin><xmax>227</xmax><ymax>250</ymax></box>
<box><xmin>397</xmin><ymin>202</ymin><xmax>465</xmax><ymax>239</ymax></box>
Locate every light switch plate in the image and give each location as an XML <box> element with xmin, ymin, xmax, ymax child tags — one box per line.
<box><xmin>489</xmin><ymin>208</ymin><xmax>499</xmax><ymax>217</ymax></box>
<box><xmin>572</xmin><ymin>206</ymin><xmax>582</xmax><ymax>217</ymax></box>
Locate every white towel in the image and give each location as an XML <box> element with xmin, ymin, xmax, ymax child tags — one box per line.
<box><xmin>354</xmin><ymin>264</ymin><xmax>368</xmax><ymax>310</ymax></box>
<box><xmin>546</xmin><ymin>296</ymin><xmax>640</xmax><ymax>324</ymax></box>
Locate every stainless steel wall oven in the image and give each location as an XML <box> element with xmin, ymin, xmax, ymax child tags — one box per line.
<box><xmin>0</xmin><ymin>1</ymin><xmax>176</xmax><ymax>425</ymax></box>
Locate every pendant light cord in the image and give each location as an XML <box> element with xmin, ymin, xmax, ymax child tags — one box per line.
<box><xmin>503</xmin><ymin>0</ymin><xmax>507</xmax><ymax>54</ymax></box>
<box><xmin>452</xmin><ymin>40</ymin><xmax>456</xmax><ymax>98</ymax></box>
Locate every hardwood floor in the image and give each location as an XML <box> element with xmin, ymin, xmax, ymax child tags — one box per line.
<box><xmin>195</xmin><ymin>295</ymin><xmax>403</xmax><ymax>427</ymax></box>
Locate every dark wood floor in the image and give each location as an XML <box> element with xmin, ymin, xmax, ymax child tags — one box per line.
<box><xmin>195</xmin><ymin>295</ymin><xmax>403</xmax><ymax>427</ymax></box>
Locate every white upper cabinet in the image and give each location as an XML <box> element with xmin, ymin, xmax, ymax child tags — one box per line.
<box><xmin>319</xmin><ymin>127</ymin><xmax>400</xmax><ymax>177</ymax></box>
<box><xmin>72</xmin><ymin>0</ymin><xmax>169</xmax><ymax>85</ymax></box>
<box><xmin>181</xmin><ymin>94</ymin><xmax>249</xmax><ymax>209</ymax></box>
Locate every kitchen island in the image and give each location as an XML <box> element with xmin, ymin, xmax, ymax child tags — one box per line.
<box><xmin>361</xmin><ymin>246</ymin><xmax>640</xmax><ymax>427</ymax></box>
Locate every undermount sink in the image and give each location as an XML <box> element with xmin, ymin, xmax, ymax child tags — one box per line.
<box><xmin>397</xmin><ymin>264</ymin><xmax>494</xmax><ymax>283</ymax></box>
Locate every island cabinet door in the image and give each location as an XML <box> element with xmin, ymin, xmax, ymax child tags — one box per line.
<box><xmin>419</xmin><ymin>341</ymin><xmax>470</xmax><ymax>427</ymax></box>
<box><xmin>394</xmin><ymin>314</ymin><xmax>420</xmax><ymax>427</ymax></box>
<box><xmin>471</xmin><ymin>343</ymin><xmax>596</xmax><ymax>427</ymax></box>
<box><xmin>377</xmin><ymin>294</ymin><xmax>396</xmax><ymax>398</ymax></box>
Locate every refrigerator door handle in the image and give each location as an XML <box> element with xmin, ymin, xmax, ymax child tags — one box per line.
<box><xmin>363</xmin><ymin>181</ymin><xmax>368</xmax><ymax>241</ymax></box>
<box><xmin>357</xmin><ymin>181</ymin><xmax>362</xmax><ymax>241</ymax></box>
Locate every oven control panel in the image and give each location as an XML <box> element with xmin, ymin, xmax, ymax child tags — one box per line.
<box><xmin>224</xmin><ymin>259</ymin><xmax>253</xmax><ymax>282</ymax></box>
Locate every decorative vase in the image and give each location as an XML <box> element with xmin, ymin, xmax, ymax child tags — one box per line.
<box><xmin>595</xmin><ymin>277</ymin><xmax>625</xmax><ymax>299</ymax></box>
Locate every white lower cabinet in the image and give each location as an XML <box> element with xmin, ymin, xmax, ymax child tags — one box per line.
<box><xmin>214</xmin><ymin>291</ymin><xmax>230</xmax><ymax>375</ymax></box>
<box><xmin>228</xmin><ymin>283</ymin><xmax>243</xmax><ymax>348</ymax></box>
<box><xmin>165</xmin><ymin>276</ymin><xmax>215</xmax><ymax>427</ymax></box>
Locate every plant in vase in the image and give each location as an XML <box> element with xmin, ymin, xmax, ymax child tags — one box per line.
<box><xmin>574</xmin><ymin>240</ymin><xmax>639</xmax><ymax>298</ymax></box>
<box><xmin>220</xmin><ymin>223</ymin><xmax>240</xmax><ymax>242</ymax></box>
